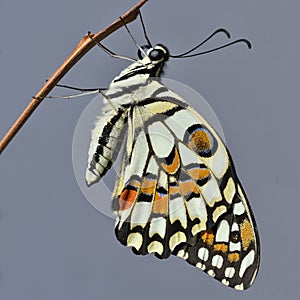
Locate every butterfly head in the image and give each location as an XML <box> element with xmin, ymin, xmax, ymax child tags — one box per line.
<box><xmin>137</xmin><ymin>44</ymin><xmax>169</xmax><ymax>77</ymax></box>
<box><xmin>139</xmin><ymin>44</ymin><xmax>169</xmax><ymax>62</ymax></box>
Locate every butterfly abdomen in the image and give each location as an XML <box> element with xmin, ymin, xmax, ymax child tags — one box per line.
<box><xmin>85</xmin><ymin>108</ymin><xmax>128</xmax><ymax>186</ymax></box>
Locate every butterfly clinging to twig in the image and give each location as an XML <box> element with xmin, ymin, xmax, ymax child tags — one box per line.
<box><xmin>85</xmin><ymin>13</ymin><xmax>260</xmax><ymax>290</ymax></box>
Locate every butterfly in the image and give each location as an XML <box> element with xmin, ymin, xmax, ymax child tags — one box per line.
<box><xmin>84</xmin><ymin>20</ymin><xmax>260</xmax><ymax>290</ymax></box>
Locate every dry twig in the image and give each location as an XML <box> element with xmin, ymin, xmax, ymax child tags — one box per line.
<box><xmin>0</xmin><ymin>0</ymin><xmax>148</xmax><ymax>155</ymax></box>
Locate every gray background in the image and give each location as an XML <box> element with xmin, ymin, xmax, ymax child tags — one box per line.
<box><xmin>0</xmin><ymin>0</ymin><xmax>299</xmax><ymax>299</ymax></box>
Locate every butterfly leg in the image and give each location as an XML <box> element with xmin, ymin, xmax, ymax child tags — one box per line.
<box><xmin>87</xmin><ymin>32</ymin><xmax>138</xmax><ymax>63</ymax></box>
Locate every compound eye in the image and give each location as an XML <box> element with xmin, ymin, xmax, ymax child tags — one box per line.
<box><xmin>149</xmin><ymin>49</ymin><xmax>165</xmax><ymax>61</ymax></box>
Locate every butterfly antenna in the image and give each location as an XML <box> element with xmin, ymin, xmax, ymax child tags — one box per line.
<box><xmin>119</xmin><ymin>16</ymin><xmax>148</xmax><ymax>57</ymax></box>
<box><xmin>171</xmin><ymin>38</ymin><xmax>251</xmax><ymax>58</ymax></box>
<box><xmin>170</xmin><ymin>28</ymin><xmax>231</xmax><ymax>58</ymax></box>
<box><xmin>138</xmin><ymin>11</ymin><xmax>152</xmax><ymax>47</ymax></box>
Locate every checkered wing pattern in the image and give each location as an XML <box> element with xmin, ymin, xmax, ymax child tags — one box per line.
<box><xmin>110</xmin><ymin>92</ymin><xmax>259</xmax><ymax>290</ymax></box>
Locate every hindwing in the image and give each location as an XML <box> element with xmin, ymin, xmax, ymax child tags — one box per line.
<box><xmin>110</xmin><ymin>86</ymin><xmax>259</xmax><ymax>289</ymax></box>
<box><xmin>174</xmin><ymin>178</ymin><xmax>259</xmax><ymax>290</ymax></box>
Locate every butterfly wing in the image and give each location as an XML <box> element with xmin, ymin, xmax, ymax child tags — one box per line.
<box><xmin>174</xmin><ymin>179</ymin><xmax>260</xmax><ymax>290</ymax></box>
<box><xmin>172</xmin><ymin>105</ymin><xmax>260</xmax><ymax>290</ymax></box>
<box><xmin>110</xmin><ymin>84</ymin><xmax>259</xmax><ymax>289</ymax></box>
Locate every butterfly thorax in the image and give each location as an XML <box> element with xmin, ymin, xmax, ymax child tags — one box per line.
<box><xmin>103</xmin><ymin>45</ymin><xmax>170</xmax><ymax>112</ymax></box>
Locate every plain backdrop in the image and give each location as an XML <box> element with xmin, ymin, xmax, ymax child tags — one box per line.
<box><xmin>1</xmin><ymin>1</ymin><xmax>299</xmax><ymax>299</ymax></box>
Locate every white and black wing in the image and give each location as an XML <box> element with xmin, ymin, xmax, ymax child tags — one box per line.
<box><xmin>174</xmin><ymin>174</ymin><xmax>260</xmax><ymax>290</ymax></box>
<box><xmin>111</xmin><ymin>85</ymin><xmax>259</xmax><ymax>290</ymax></box>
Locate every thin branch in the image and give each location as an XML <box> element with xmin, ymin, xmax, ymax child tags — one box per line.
<box><xmin>0</xmin><ymin>0</ymin><xmax>148</xmax><ymax>155</ymax></box>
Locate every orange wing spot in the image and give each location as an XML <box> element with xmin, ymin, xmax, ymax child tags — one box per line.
<box><xmin>119</xmin><ymin>188</ymin><xmax>137</xmax><ymax>211</ymax></box>
<box><xmin>228</xmin><ymin>253</ymin><xmax>240</xmax><ymax>262</ymax></box>
<box><xmin>187</xmin><ymin>168</ymin><xmax>210</xmax><ymax>181</ymax></box>
<box><xmin>200</xmin><ymin>230</ymin><xmax>215</xmax><ymax>246</ymax></box>
<box><xmin>189</xmin><ymin>129</ymin><xmax>211</xmax><ymax>153</ymax></box>
<box><xmin>130</xmin><ymin>180</ymin><xmax>140</xmax><ymax>189</ymax></box>
<box><xmin>169</xmin><ymin>185</ymin><xmax>180</xmax><ymax>196</ymax></box>
<box><xmin>141</xmin><ymin>178</ymin><xmax>156</xmax><ymax>195</ymax></box>
<box><xmin>153</xmin><ymin>191</ymin><xmax>168</xmax><ymax>215</ymax></box>
<box><xmin>214</xmin><ymin>243</ymin><xmax>228</xmax><ymax>253</ymax></box>
<box><xmin>240</xmin><ymin>219</ymin><xmax>255</xmax><ymax>251</ymax></box>
<box><xmin>179</xmin><ymin>180</ymin><xmax>199</xmax><ymax>197</ymax></box>
<box><xmin>161</xmin><ymin>147</ymin><xmax>180</xmax><ymax>174</ymax></box>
